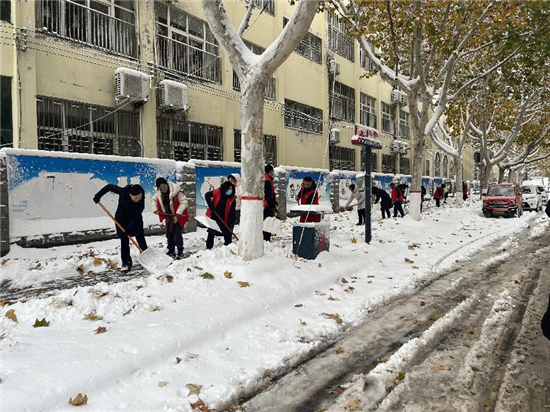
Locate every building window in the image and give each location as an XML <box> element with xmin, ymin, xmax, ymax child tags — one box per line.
<box><xmin>330</xmin><ymin>81</ymin><xmax>355</xmax><ymax>123</ymax></box>
<box><xmin>37</xmin><ymin>96</ymin><xmax>140</xmax><ymax>156</ymax></box>
<box><xmin>425</xmin><ymin>160</ymin><xmax>430</xmax><ymax>176</ymax></box>
<box><xmin>252</xmin><ymin>0</ymin><xmax>274</xmax><ymax>15</ymax></box>
<box><xmin>360</xmin><ymin>93</ymin><xmax>377</xmax><ymax>128</ymax></box>
<box><xmin>382</xmin><ymin>153</ymin><xmax>396</xmax><ymax>173</ymax></box>
<box><xmin>443</xmin><ymin>155</ymin><xmax>448</xmax><ymax>179</ymax></box>
<box><xmin>330</xmin><ymin>146</ymin><xmax>355</xmax><ymax>171</ymax></box>
<box><xmin>400</xmin><ymin>156</ymin><xmax>411</xmax><ymax>174</ymax></box>
<box><xmin>234</xmin><ymin>130</ymin><xmax>277</xmax><ymax>165</ymax></box>
<box><xmin>359</xmin><ymin>42</ymin><xmax>375</xmax><ymax>71</ymax></box>
<box><xmin>381</xmin><ymin>102</ymin><xmax>395</xmax><ymax>135</ymax></box>
<box><xmin>399</xmin><ymin>111</ymin><xmax>410</xmax><ymax>139</ymax></box>
<box><xmin>157</xmin><ymin>116</ymin><xmax>223</xmax><ymax>161</ymax></box>
<box><xmin>327</xmin><ymin>12</ymin><xmax>354</xmax><ymax>62</ymax></box>
<box><xmin>155</xmin><ymin>3</ymin><xmax>221</xmax><ymax>83</ymax></box>
<box><xmin>434</xmin><ymin>153</ymin><xmax>441</xmax><ymax>177</ymax></box>
<box><xmin>1</xmin><ymin>0</ymin><xmax>11</xmax><ymax>23</ymax></box>
<box><xmin>284</xmin><ymin>99</ymin><xmax>323</xmax><ymax>134</ymax></box>
<box><xmin>232</xmin><ymin>41</ymin><xmax>276</xmax><ymax>100</ymax></box>
<box><xmin>361</xmin><ymin>148</ymin><xmax>377</xmax><ymax>172</ymax></box>
<box><xmin>450</xmin><ymin>160</ymin><xmax>455</xmax><ymax>179</ymax></box>
<box><xmin>0</xmin><ymin>76</ymin><xmax>12</xmax><ymax>147</ymax></box>
<box><xmin>36</xmin><ymin>0</ymin><xmax>137</xmax><ymax>57</ymax></box>
<box><xmin>283</xmin><ymin>18</ymin><xmax>322</xmax><ymax>64</ymax></box>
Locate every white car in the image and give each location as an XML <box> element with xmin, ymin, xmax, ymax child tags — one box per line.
<box><xmin>521</xmin><ymin>185</ymin><xmax>542</xmax><ymax>211</ymax></box>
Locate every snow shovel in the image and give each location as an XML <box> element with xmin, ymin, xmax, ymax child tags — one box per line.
<box><xmin>97</xmin><ymin>202</ymin><xmax>173</xmax><ymax>273</ymax></box>
<box><xmin>263</xmin><ymin>216</ymin><xmax>282</xmax><ymax>235</ymax></box>
<box><xmin>211</xmin><ymin>209</ymin><xmax>239</xmax><ymax>241</ymax></box>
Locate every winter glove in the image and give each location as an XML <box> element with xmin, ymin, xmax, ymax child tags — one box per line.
<box><xmin>542</xmin><ymin>295</ymin><xmax>550</xmax><ymax>341</ymax></box>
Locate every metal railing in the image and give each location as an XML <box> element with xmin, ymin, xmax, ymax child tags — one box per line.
<box><xmin>400</xmin><ymin>124</ymin><xmax>410</xmax><ymax>139</ymax></box>
<box><xmin>328</xmin><ymin>26</ymin><xmax>354</xmax><ymax>62</ymax></box>
<box><xmin>36</xmin><ymin>0</ymin><xmax>137</xmax><ymax>57</ymax></box>
<box><xmin>156</xmin><ymin>34</ymin><xmax>221</xmax><ymax>83</ymax></box>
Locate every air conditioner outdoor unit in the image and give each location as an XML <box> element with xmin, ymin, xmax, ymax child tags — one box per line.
<box><xmin>159</xmin><ymin>80</ymin><xmax>189</xmax><ymax>112</ymax></box>
<box><xmin>329</xmin><ymin>59</ymin><xmax>340</xmax><ymax>76</ymax></box>
<box><xmin>114</xmin><ymin>68</ymin><xmax>150</xmax><ymax>106</ymax></box>
<box><xmin>391</xmin><ymin>89</ymin><xmax>400</xmax><ymax>105</ymax></box>
<box><xmin>330</xmin><ymin>128</ymin><xmax>341</xmax><ymax>145</ymax></box>
<box><xmin>398</xmin><ymin>91</ymin><xmax>408</xmax><ymax>107</ymax></box>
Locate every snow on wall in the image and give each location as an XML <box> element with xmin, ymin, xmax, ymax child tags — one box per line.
<box><xmin>4</xmin><ymin>149</ymin><xmax>177</xmax><ymax>238</ymax></box>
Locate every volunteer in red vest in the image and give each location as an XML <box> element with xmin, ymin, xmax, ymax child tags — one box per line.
<box><xmin>296</xmin><ymin>176</ymin><xmax>321</xmax><ymax>223</ymax></box>
<box><xmin>151</xmin><ymin>177</ymin><xmax>189</xmax><ymax>260</ymax></box>
<box><xmin>205</xmin><ymin>181</ymin><xmax>237</xmax><ymax>249</ymax></box>
<box><xmin>264</xmin><ymin>164</ymin><xmax>278</xmax><ymax>241</ymax></box>
<box><xmin>434</xmin><ymin>183</ymin><xmax>446</xmax><ymax>207</ymax></box>
<box><xmin>390</xmin><ymin>182</ymin><xmax>405</xmax><ymax>218</ymax></box>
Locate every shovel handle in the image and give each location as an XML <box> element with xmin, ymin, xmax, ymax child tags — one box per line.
<box><xmin>97</xmin><ymin>202</ymin><xmax>142</xmax><ymax>252</ymax></box>
<box><xmin>211</xmin><ymin>209</ymin><xmax>239</xmax><ymax>241</ymax></box>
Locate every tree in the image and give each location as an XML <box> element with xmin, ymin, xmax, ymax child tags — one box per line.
<box><xmin>201</xmin><ymin>0</ymin><xmax>321</xmax><ymax>260</ymax></box>
<box><xmin>330</xmin><ymin>0</ymin><xmax>550</xmax><ymax>219</ymax></box>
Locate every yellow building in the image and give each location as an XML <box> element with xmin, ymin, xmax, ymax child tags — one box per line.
<box><xmin>0</xmin><ymin>0</ymin><xmax>475</xmax><ymax>181</ymax></box>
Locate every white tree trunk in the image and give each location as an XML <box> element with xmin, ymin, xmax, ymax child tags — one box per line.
<box><xmin>409</xmin><ymin>97</ymin><xmax>426</xmax><ymax>221</ymax></box>
<box><xmin>453</xmin><ymin>154</ymin><xmax>464</xmax><ymax>207</ymax></box>
<box><xmin>238</xmin><ymin>86</ymin><xmax>267</xmax><ymax>260</ymax></box>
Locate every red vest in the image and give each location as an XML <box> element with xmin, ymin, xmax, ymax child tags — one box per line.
<box><xmin>264</xmin><ymin>173</ymin><xmax>274</xmax><ymax>208</ymax></box>
<box><xmin>392</xmin><ymin>187</ymin><xmax>403</xmax><ymax>202</ymax></box>
<box><xmin>206</xmin><ymin>189</ymin><xmax>235</xmax><ymax>223</ymax></box>
<box><xmin>434</xmin><ymin>187</ymin><xmax>443</xmax><ymax>199</ymax></box>
<box><xmin>298</xmin><ymin>188</ymin><xmax>321</xmax><ymax>223</ymax></box>
<box><xmin>157</xmin><ymin>195</ymin><xmax>189</xmax><ymax>227</ymax></box>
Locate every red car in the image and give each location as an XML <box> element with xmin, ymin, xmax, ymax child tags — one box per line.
<box><xmin>482</xmin><ymin>183</ymin><xmax>523</xmax><ymax>218</ymax></box>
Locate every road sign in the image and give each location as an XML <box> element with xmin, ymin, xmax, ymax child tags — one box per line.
<box><xmin>351</xmin><ymin>124</ymin><xmax>383</xmax><ymax>149</ymax></box>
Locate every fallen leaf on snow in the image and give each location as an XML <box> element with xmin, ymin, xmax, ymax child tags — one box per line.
<box><xmin>93</xmin><ymin>257</ymin><xmax>104</xmax><ymax>266</ymax></box>
<box><xmin>82</xmin><ymin>312</ymin><xmax>103</xmax><ymax>321</ymax></box>
<box><xmin>483</xmin><ymin>400</ymin><xmax>492</xmax><ymax>407</ymax></box>
<box><xmin>68</xmin><ymin>393</ymin><xmax>88</xmax><ymax>406</ymax></box>
<box><xmin>325</xmin><ymin>386</ymin><xmax>344</xmax><ymax>395</ymax></box>
<box><xmin>237</xmin><ymin>281</ymin><xmax>251</xmax><ymax>288</ymax></box>
<box><xmin>404</xmin><ymin>258</ymin><xmax>415</xmax><ymax>264</ymax></box>
<box><xmin>94</xmin><ymin>326</ymin><xmax>107</xmax><ymax>334</ymax></box>
<box><xmin>264</xmin><ymin>370</ymin><xmax>272</xmax><ymax>378</ymax></box>
<box><xmin>186</xmin><ymin>383</ymin><xmax>202</xmax><ymax>395</ymax></box>
<box><xmin>299</xmin><ymin>319</ymin><xmax>307</xmax><ymax>326</ymax></box>
<box><xmin>334</xmin><ymin>347</ymin><xmax>345</xmax><ymax>354</ymax></box>
<box><xmin>346</xmin><ymin>398</ymin><xmax>362</xmax><ymax>411</ymax></box>
<box><xmin>435</xmin><ymin>365</ymin><xmax>450</xmax><ymax>371</ymax></box>
<box><xmin>158</xmin><ymin>381</ymin><xmax>168</xmax><ymax>388</ymax></box>
<box><xmin>186</xmin><ymin>352</ymin><xmax>198</xmax><ymax>359</ymax></box>
<box><xmin>412</xmin><ymin>266</ymin><xmax>419</xmax><ymax>269</ymax></box>
<box><xmin>33</xmin><ymin>318</ymin><xmax>50</xmax><ymax>328</ymax></box>
<box><xmin>224</xmin><ymin>271</ymin><xmax>233</xmax><ymax>279</ymax></box>
<box><xmin>341</xmin><ymin>278</ymin><xmax>348</xmax><ymax>284</ymax></box>
<box><xmin>76</xmin><ymin>265</ymin><xmax>84</xmax><ymax>274</ymax></box>
<box><xmin>149</xmin><ymin>306</ymin><xmax>162</xmax><ymax>312</ymax></box>
<box><xmin>189</xmin><ymin>398</ymin><xmax>212</xmax><ymax>412</ymax></box>
<box><xmin>200</xmin><ymin>273</ymin><xmax>214</xmax><ymax>280</ymax></box>
<box><xmin>420</xmin><ymin>301</ymin><xmax>426</xmax><ymax>306</ymax></box>
<box><xmin>322</xmin><ymin>313</ymin><xmax>343</xmax><ymax>324</ymax></box>
<box><xmin>0</xmin><ymin>299</ymin><xmax>6</xmax><ymax>307</ymax></box>
<box><xmin>194</xmin><ymin>266</ymin><xmax>204</xmax><ymax>271</ymax></box>
<box><xmin>367</xmin><ymin>275</ymin><xmax>375</xmax><ymax>278</ymax></box>
<box><xmin>351</xmin><ymin>237</ymin><xmax>357</xmax><ymax>244</ymax></box>
<box><xmin>328</xmin><ymin>295</ymin><xmax>339</xmax><ymax>301</ymax></box>
<box><xmin>295</xmin><ymin>304</ymin><xmax>303</xmax><ymax>308</ymax></box>
<box><xmin>176</xmin><ymin>357</ymin><xmax>182</xmax><ymax>364</ymax></box>
<box><xmin>5</xmin><ymin>309</ymin><xmax>18</xmax><ymax>323</ymax></box>
<box><xmin>165</xmin><ymin>275</ymin><xmax>174</xmax><ymax>283</ymax></box>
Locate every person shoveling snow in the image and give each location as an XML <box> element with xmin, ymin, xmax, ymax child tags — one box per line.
<box><xmin>93</xmin><ymin>184</ymin><xmax>172</xmax><ymax>273</ymax></box>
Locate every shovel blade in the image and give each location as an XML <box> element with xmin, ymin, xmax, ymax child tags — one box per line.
<box><xmin>137</xmin><ymin>247</ymin><xmax>173</xmax><ymax>274</ymax></box>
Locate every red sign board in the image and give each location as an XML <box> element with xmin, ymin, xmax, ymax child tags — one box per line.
<box><xmin>351</xmin><ymin>124</ymin><xmax>382</xmax><ymax>149</ymax></box>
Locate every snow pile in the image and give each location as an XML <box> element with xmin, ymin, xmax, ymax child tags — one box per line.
<box><xmin>0</xmin><ymin>202</ymin><xmax>542</xmax><ymax>411</ymax></box>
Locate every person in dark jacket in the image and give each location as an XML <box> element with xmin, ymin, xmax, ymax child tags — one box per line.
<box><xmin>391</xmin><ymin>183</ymin><xmax>405</xmax><ymax>218</ymax></box>
<box><xmin>296</xmin><ymin>176</ymin><xmax>320</xmax><ymax>223</ymax></box>
<box><xmin>421</xmin><ymin>185</ymin><xmax>427</xmax><ymax>212</ymax></box>
<box><xmin>205</xmin><ymin>181</ymin><xmax>237</xmax><ymax>249</ymax></box>
<box><xmin>372</xmin><ymin>186</ymin><xmax>392</xmax><ymax>219</ymax></box>
<box><xmin>542</xmin><ymin>294</ymin><xmax>550</xmax><ymax>340</ymax></box>
<box><xmin>263</xmin><ymin>164</ymin><xmax>278</xmax><ymax>241</ymax></box>
<box><xmin>463</xmin><ymin>182</ymin><xmax>468</xmax><ymax>201</ymax></box>
<box><xmin>93</xmin><ymin>184</ymin><xmax>147</xmax><ymax>272</ymax></box>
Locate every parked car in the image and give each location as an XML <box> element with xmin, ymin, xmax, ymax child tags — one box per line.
<box><xmin>521</xmin><ymin>184</ymin><xmax>542</xmax><ymax>211</ymax></box>
<box><xmin>482</xmin><ymin>183</ymin><xmax>523</xmax><ymax>218</ymax></box>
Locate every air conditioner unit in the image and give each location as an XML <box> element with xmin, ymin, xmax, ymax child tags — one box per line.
<box><xmin>391</xmin><ymin>89</ymin><xmax>400</xmax><ymax>105</ymax></box>
<box><xmin>159</xmin><ymin>80</ymin><xmax>189</xmax><ymax>112</ymax></box>
<box><xmin>328</xmin><ymin>59</ymin><xmax>340</xmax><ymax>76</ymax></box>
<box><xmin>114</xmin><ymin>68</ymin><xmax>150</xmax><ymax>106</ymax></box>
<box><xmin>330</xmin><ymin>128</ymin><xmax>341</xmax><ymax>145</ymax></box>
<box><xmin>390</xmin><ymin>140</ymin><xmax>409</xmax><ymax>154</ymax></box>
<box><xmin>398</xmin><ymin>92</ymin><xmax>408</xmax><ymax>107</ymax></box>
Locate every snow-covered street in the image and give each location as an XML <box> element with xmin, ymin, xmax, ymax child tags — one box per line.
<box><xmin>1</xmin><ymin>203</ymin><xmax>549</xmax><ymax>411</ymax></box>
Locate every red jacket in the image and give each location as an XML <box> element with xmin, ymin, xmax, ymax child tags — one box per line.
<box><xmin>434</xmin><ymin>186</ymin><xmax>444</xmax><ymax>199</ymax></box>
<box><xmin>392</xmin><ymin>186</ymin><xmax>403</xmax><ymax>202</ymax></box>
<box><xmin>206</xmin><ymin>189</ymin><xmax>236</xmax><ymax>224</ymax></box>
<box><xmin>156</xmin><ymin>196</ymin><xmax>189</xmax><ymax>227</ymax></box>
<box><xmin>297</xmin><ymin>186</ymin><xmax>321</xmax><ymax>223</ymax></box>
<box><xmin>264</xmin><ymin>173</ymin><xmax>275</xmax><ymax>209</ymax></box>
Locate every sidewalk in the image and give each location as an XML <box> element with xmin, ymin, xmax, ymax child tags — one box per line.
<box><xmin>0</xmin><ymin>203</ymin><xmax>540</xmax><ymax>411</ymax></box>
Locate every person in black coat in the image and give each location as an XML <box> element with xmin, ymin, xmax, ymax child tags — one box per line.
<box><xmin>372</xmin><ymin>186</ymin><xmax>392</xmax><ymax>219</ymax></box>
<box><xmin>205</xmin><ymin>180</ymin><xmax>237</xmax><ymax>249</ymax></box>
<box><xmin>542</xmin><ymin>294</ymin><xmax>550</xmax><ymax>340</ymax></box>
<box><xmin>93</xmin><ymin>184</ymin><xmax>147</xmax><ymax>271</ymax></box>
<box><xmin>263</xmin><ymin>164</ymin><xmax>278</xmax><ymax>242</ymax></box>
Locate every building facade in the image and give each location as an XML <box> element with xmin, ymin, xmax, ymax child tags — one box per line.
<box><xmin>0</xmin><ymin>0</ymin><xmax>474</xmax><ymax>181</ymax></box>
